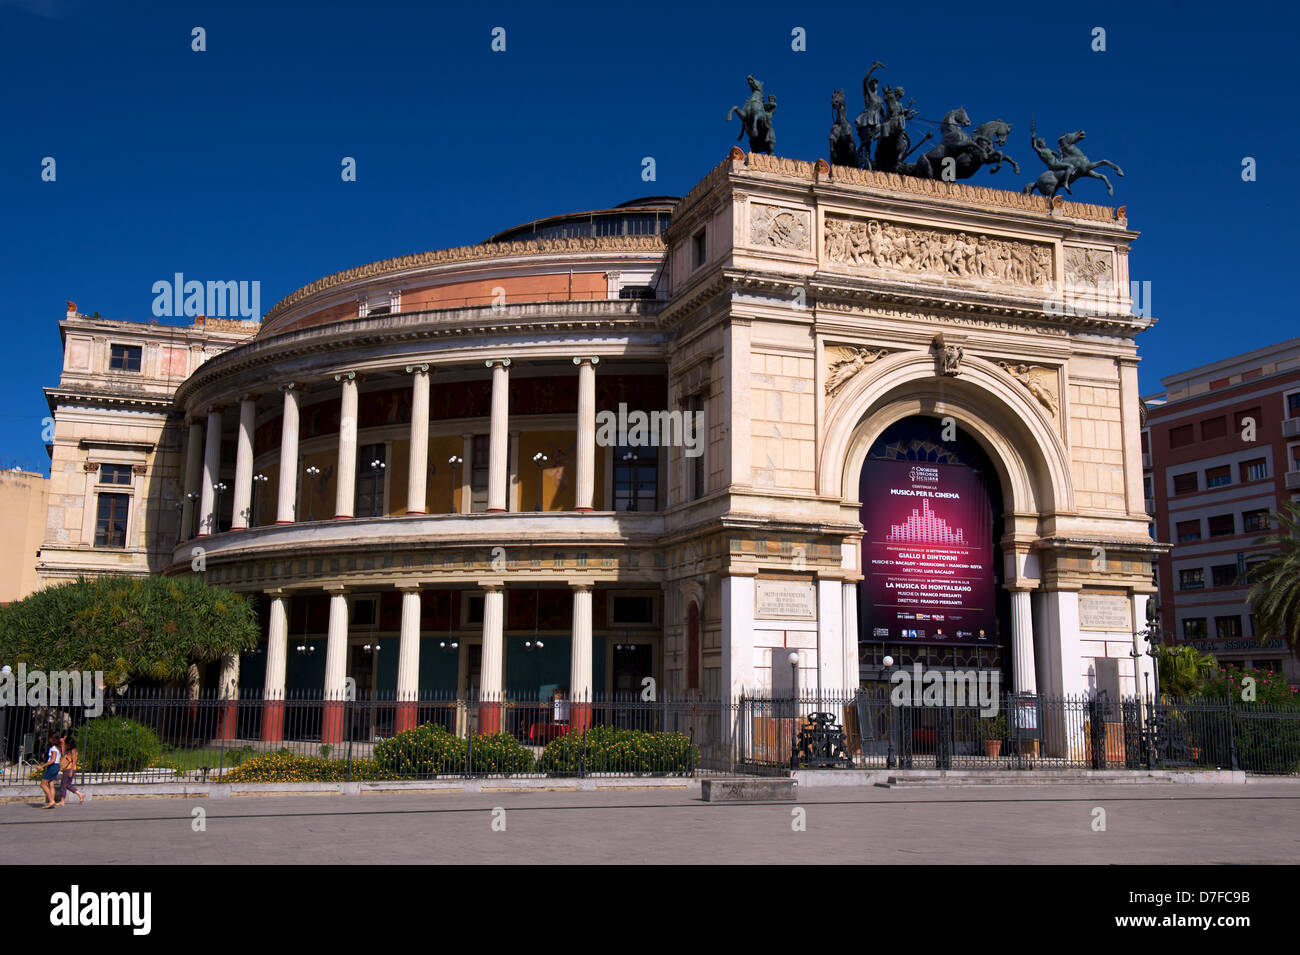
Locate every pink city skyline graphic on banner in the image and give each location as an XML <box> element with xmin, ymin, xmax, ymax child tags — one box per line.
<box><xmin>886</xmin><ymin>497</ymin><xmax>967</xmax><ymax>545</ymax></box>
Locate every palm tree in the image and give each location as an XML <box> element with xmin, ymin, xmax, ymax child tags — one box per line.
<box><xmin>1156</xmin><ymin>645</ymin><xmax>1218</xmax><ymax>699</ymax></box>
<box><xmin>1246</xmin><ymin>502</ymin><xmax>1300</xmax><ymax>658</ymax></box>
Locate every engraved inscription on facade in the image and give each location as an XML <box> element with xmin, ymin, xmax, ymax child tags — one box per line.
<box><xmin>824</xmin><ymin>215</ymin><xmax>1053</xmax><ymax>288</ymax></box>
<box><xmin>755</xmin><ymin>579</ymin><xmax>817</xmax><ymax>619</ymax></box>
<box><xmin>1079</xmin><ymin>592</ymin><xmax>1131</xmax><ymax>631</ymax></box>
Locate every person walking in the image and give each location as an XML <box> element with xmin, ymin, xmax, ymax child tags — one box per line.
<box><xmin>38</xmin><ymin>732</ymin><xmax>62</xmax><ymax>809</ymax></box>
<box><xmin>55</xmin><ymin>737</ymin><xmax>83</xmax><ymax>805</ymax></box>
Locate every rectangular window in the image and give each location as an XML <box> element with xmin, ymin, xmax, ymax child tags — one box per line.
<box><xmin>612</xmin><ymin>595</ymin><xmax>655</xmax><ymax>625</ymax></box>
<box><xmin>1200</xmin><ymin>416</ymin><xmax>1227</xmax><ymax>440</ymax></box>
<box><xmin>613</xmin><ymin>445</ymin><xmax>658</xmax><ymax>512</ymax></box>
<box><xmin>352</xmin><ymin>598</ymin><xmax>377</xmax><ymax>627</ymax></box>
<box><xmin>1288</xmin><ymin>392</ymin><xmax>1300</xmax><ymax>417</ymax></box>
<box><xmin>1172</xmin><ymin>472</ymin><xmax>1198</xmax><ymax>495</ymax></box>
<box><xmin>1207</xmin><ymin>514</ymin><xmax>1235</xmax><ymax>537</ymax></box>
<box><xmin>1183</xmin><ymin>618</ymin><xmax>1207</xmax><ymax>640</ymax></box>
<box><xmin>617</xmin><ymin>285</ymin><xmax>655</xmax><ymax>300</ymax></box>
<box><xmin>355</xmin><ymin>443</ymin><xmax>386</xmax><ymax>517</ymax></box>
<box><xmin>1205</xmin><ymin>465</ymin><xmax>1231</xmax><ymax>488</ymax></box>
<box><xmin>465</xmin><ymin>595</ymin><xmax>484</xmax><ymax>625</ymax></box>
<box><xmin>1240</xmin><ymin>458</ymin><xmax>1268</xmax><ymax>482</ymax></box>
<box><xmin>1178</xmin><ymin>568</ymin><xmax>1205</xmax><ymax>591</ymax></box>
<box><xmin>1140</xmin><ymin>431</ymin><xmax>1150</xmax><ymax>453</ymax></box>
<box><xmin>98</xmin><ymin>463</ymin><xmax>134</xmax><ymax>485</ymax></box>
<box><xmin>1210</xmin><ymin>564</ymin><xmax>1239</xmax><ymax>588</ymax></box>
<box><xmin>1168</xmin><ymin>424</ymin><xmax>1195</xmax><ymax>448</ymax></box>
<box><xmin>692</xmin><ymin>230</ymin><xmax>706</xmax><ymax>270</ymax></box>
<box><xmin>1233</xmin><ymin>407</ymin><xmax>1261</xmax><ymax>433</ymax></box>
<box><xmin>94</xmin><ymin>493</ymin><xmax>129</xmax><ymax>547</ymax></box>
<box><xmin>1242</xmin><ymin>508</ymin><xmax>1270</xmax><ymax>533</ymax></box>
<box><xmin>470</xmin><ymin>434</ymin><xmax>489</xmax><ymax>513</ymax></box>
<box><xmin>1215</xmin><ymin>615</ymin><xmax>1242</xmax><ymax>639</ymax></box>
<box><xmin>684</xmin><ymin>395</ymin><xmax>705</xmax><ymax>501</ymax></box>
<box><xmin>109</xmin><ymin>344</ymin><xmax>142</xmax><ymax>372</ymax></box>
<box><xmin>1175</xmin><ymin>520</ymin><xmax>1201</xmax><ymax>542</ymax></box>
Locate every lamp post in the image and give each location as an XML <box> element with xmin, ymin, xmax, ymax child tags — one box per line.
<box><xmin>883</xmin><ymin>654</ymin><xmax>897</xmax><ymax>769</ymax></box>
<box><xmin>532</xmin><ymin>452</ymin><xmax>548</xmax><ymax>512</ymax></box>
<box><xmin>304</xmin><ymin>466</ymin><xmax>321</xmax><ymax>521</ymax></box>
<box><xmin>185</xmin><ymin>491</ymin><xmax>200</xmax><ymax>538</ymax></box>
<box><xmin>213</xmin><ymin>482</ymin><xmax>228</xmax><ymax>534</ymax></box>
<box><xmin>621</xmin><ymin>450</ymin><xmax>639</xmax><ymax>511</ymax></box>
<box><xmin>174</xmin><ymin>501</ymin><xmax>185</xmax><ymax>544</ymax></box>
<box><xmin>251</xmin><ymin>473</ymin><xmax>268</xmax><ymax>527</ymax></box>
<box><xmin>788</xmin><ymin>650</ymin><xmax>800</xmax><ymax>770</ymax></box>
<box><xmin>448</xmin><ymin>455</ymin><xmax>462</xmax><ymax>513</ymax></box>
<box><xmin>369</xmin><ymin>459</ymin><xmax>386</xmax><ymax>517</ymax></box>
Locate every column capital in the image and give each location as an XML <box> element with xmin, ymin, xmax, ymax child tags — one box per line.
<box><xmin>279</xmin><ymin>382</ymin><xmax>300</xmax><ymax>393</ymax></box>
<box><xmin>205</xmin><ymin>404</ymin><xmax>225</xmax><ymax>416</ymax></box>
<box><xmin>235</xmin><ymin>393</ymin><xmax>260</xmax><ymax>403</ymax></box>
<box><xmin>323</xmin><ymin>584</ymin><xmax>350</xmax><ymax>596</ymax></box>
<box><xmin>395</xmin><ymin>582</ymin><xmax>425</xmax><ymax>594</ymax></box>
<box><xmin>333</xmin><ymin>371</ymin><xmax>357</xmax><ymax>383</ymax></box>
<box><xmin>485</xmin><ymin>358</ymin><xmax>511</xmax><ymax>368</ymax></box>
<box><xmin>405</xmin><ymin>363</ymin><xmax>430</xmax><ymax>375</ymax></box>
<box><xmin>265</xmin><ymin>588</ymin><xmax>289</xmax><ymax>598</ymax></box>
<box><xmin>572</xmin><ymin>356</ymin><xmax>600</xmax><ymax>366</ymax></box>
<box><xmin>567</xmin><ymin>580</ymin><xmax>594</xmax><ymax>592</ymax></box>
<box><xmin>477</xmin><ymin>579</ymin><xmax>506</xmax><ymax>591</ymax></box>
<box><xmin>1004</xmin><ymin>580</ymin><xmax>1040</xmax><ymax>593</ymax></box>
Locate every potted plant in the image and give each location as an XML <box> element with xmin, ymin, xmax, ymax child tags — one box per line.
<box><xmin>979</xmin><ymin>715</ymin><xmax>1007</xmax><ymax>758</ymax></box>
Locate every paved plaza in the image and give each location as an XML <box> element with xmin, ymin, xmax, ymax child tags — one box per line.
<box><xmin>1</xmin><ymin>783</ymin><xmax>1297</xmax><ymax>865</ymax></box>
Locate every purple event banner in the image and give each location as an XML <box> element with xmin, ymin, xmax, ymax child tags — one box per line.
<box><xmin>860</xmin><ymin>459</ymin><xmax>997</xmax><ymax>644</ymax></box>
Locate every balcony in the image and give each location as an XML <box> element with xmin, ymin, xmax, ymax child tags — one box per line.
<box><xmin>1287</xmin><ymin>469</ymin><xmax>1300</xmax><ymax>491</ymax></box>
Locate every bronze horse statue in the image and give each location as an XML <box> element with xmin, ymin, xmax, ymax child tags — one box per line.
<box><xmin>829</xmin><ymin>90</ymin><xmax>857</xmax><ymax>167</ymax></box>
<box><xmin>1023</xmin><ymin>124</ymin><xmax>1124</xmax><ymax>197</ymax></box>
<box><xmin>726</xmin><ymin>74</ymin><xmax>777</xmax><ymax>155</ymax></box>
<box><xmin>907</xmin><ymin>108</ymin><xmax>1019</xmax><ymax>180</ymax></box>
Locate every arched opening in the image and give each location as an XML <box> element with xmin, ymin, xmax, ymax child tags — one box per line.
<box><xmin>855</xmin><ymin>415</ymin><xmax>1010</xmax><ymax>690</ymax></box>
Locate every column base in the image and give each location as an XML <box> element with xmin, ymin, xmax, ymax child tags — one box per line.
<box><xmin>395</xmin><ymin>701</ymin><xmax>418</xmax><ymax>733</ymax></box>
<box><xmin>574</xmin><ymin>507</ymin><xmax>594</xmax><ymax>512</ymax></box>
<box><xmin>569</xmin><ymin>701</ymin><xmax>592</xmax><ymax>733</ymax></box>
<box><xmin>275</xmin><ymin>520</ymin><xmax>295</xmax><ymax>525</ymax></box>
<box><xmin>230</xmin><ymin>524</ymin><xmax>248</xmax><ymax>532</ymax></box>
<box><xmin>321</xmin><ymin>701</ymin><xmax>346</xmax><ymax>744</ymax></box>
<box><xmin>477</xmin><ymin>700</ymin><xmax>503</xmax><ymax>733</ymax></box>
<box><xmin>404</xmin><ymin>510</ymin><xmax>426</xmax><ymax>516</ymax></box>
<box><xmin>486</xmin><ymin>508</ymin><xmax>507</xmax><ymax>513</ymax></box>
<box><xmin>260</xmin><ymin>700</ymin><xmax>285</xmax><ymax>742</ymax></box>
<box><xmin>216</xmin><ymin>701</ymin><xmax>239</xmax><ymax>741</ymax></box>
<box><xmin>334</xmin><ymin>514</ymin><xmax>353</xmax><ymax>520</ymax></box>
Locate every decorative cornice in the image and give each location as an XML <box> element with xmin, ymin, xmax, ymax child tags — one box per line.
<box><xmin>263</xmin><ymin>234</ymin><xmax>665</xmax><ymax>325</ymax></box>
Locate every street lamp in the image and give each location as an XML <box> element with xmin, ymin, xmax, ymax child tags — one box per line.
<box><xmin>788</xmin><ymin>650</ymin><xmax>800</xmax><ymax>770</ymax></box>
<box><xmin>883</xmin><ymin>654</ymin><xmax>897</xmax><ymax>768</ymax></box>
<box><xmin>369</xmin><ymin>459</ymin><xmax>386</xmax><ymax>517</ymax></box>
<box><xmin>621</xmin><ymin>450</ymin><xmax>639</xmax><ymax>511</ymax></box>
<box><xmin>532</xmin><ymin>452</ymin><xmax>548</xmax><ymax>511</ymax></box>
<box><xmin>174</xmin><ymin>501</ymin><xmax>185</xmax><ymax>544</ymax></box>
<box><xmin>213</xmin><ymin>482</ymin><xmax>228</xmax><ymax>533</ymax></box>
<box><xmin>251</xmin><ymin>473</ymin><xmax>268</xmax><ymax>527</ymax></box>
<box><xmin>448</xmin><ymin>455</ymin><xmax>462</xmax><ymax>513</ymax></box>
<box><xmin>185</xmin><ymin>491</ymin><xmax>200</xmax><ymax>538</ymax></box>
<box><xmin>305</xmin><ymin>466</ymin><xmax>321</xmax><ymax>521</ymax></box>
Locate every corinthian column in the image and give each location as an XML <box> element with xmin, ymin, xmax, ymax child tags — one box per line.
<box><xmin>180</xmin><ymin>418</ymin><xmax>204</xmax><ymax>539</ymax></box>
<box><xmin>1011</xmin><ymin>588</ymin><xmax>1038</xmax><ymax>695</ymax></box>
<box><xmin>335</xmin><ymin>372</ymin><xmax>358</xmax><ymax>519</ymax></box>
<box><xmin>276</xmin><ymin>384</ymin><xmax>300</xmax><ymax>524</ymax></box>
<box><xmin>230</xmin><ymin>396</ymin><xmax>257</xmax><ymax>530</ymax></box>
<box><xmin>570</xmin><ymin>583</ymin><xmax>593</xmax><ymax>730</ymax></box>
<box><xmin>198</xmin><ymin>407</ymin><xmax>223</xmax><ymax>536</ymax></box>
<box><xmin>406</xmin><ymin>364</ymin><xmax>430</xmax><ymax>514</ymax></box>
<box><xmin>396</xmin><ymin>585</ymin><xmax>422</xmax><ymax>730</ymax></box>
<box><xmin>486</xmin><ymin>359</ymin><xmax>510</xmax><ymax>512</ymax></box>
<box><xmin>573</xmin><ymin>356</ymin><xmax>598</xmax><ymax>511</ymax></box>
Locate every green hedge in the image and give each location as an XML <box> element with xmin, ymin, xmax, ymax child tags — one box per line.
<box><xmin>469</xmin><ymin>732</ymin><xmax>535</xmax><ymax>774</ymax></box>
<box><xmin>538</xmin><ymin>726</ymin><xmax>698</xmax><ymax>775</ymax></box>
<box><xmin>221</xmin><ymin>753</ymin><xmax>388</xmax><ymax>782</ymax></box>
<box><xmin>76</xmin><ymin>717</ymin><xmax>161</xmax><ymax>773</ymax></box>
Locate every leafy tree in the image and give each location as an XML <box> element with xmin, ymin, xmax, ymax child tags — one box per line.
<box><xmin>1246</xmin><ymin>502</ymin><xmax>1300</xmax><ymax>658</ymax></box>
<box><xmin>1156</xmin><ymin>644</ymin><xmax>1218</xmax><ymax>699</ymax></box>
<box><xmin>0</xmin><ymin>575</ymin><xmax>259</xmax><ymax>687</ymax></box>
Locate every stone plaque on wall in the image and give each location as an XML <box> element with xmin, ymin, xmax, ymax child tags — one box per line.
<box><xmin>755</xmin><ymin>579</ymin><xmax>817</xmax><ymax>620</ymax></box>
<box><xmin>1079</xmin><ymin>592</ymin><xmax>1131</xmax><ymax>631</ymax></box>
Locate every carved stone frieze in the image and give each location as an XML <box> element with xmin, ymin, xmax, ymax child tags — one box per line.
<box><xmin>750</xmin><ymin>203</ymin><xmax>810</xmax><ymax>250</ymax></box>
<box><xmin>824</xmin><ymin>215</ymin><xmax>1054</xmax><ymax>288</ymax></box>
<box><xmin>998</xmin><ymin>361</ymin><xmax>1059</xmax><ymax>417</ymax></box>
<box><xmin>1063</xmin><ymin>247</ymin><xmax>1113</xmax><ymax>290</ymax></box>
<box><xmin>825</xmin><ymin>345</ymin><xmax>889</xmax><ymax>397</ymax></box>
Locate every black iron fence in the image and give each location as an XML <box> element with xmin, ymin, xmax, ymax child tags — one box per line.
<box><xmin>2</xmin><ymin>687</ymin><xmax>1298</xmax><ymax>784</ymax></box>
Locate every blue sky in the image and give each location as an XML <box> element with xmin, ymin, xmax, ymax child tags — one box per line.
<box><xmin>1</xmin><ymin>0</ymin><xmax>1294</xmax><ymax>474</ymax></box>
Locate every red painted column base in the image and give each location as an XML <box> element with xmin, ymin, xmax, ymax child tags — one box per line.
<box><xmin>321</xmin><ymin>701</ymin><xmax>346</xmax><ymax>744</ymax></box>
<box><xmin>395</xmin><ymin>701</ymin><xmax>418</xmax><ymax>732</ymax></box>
<box><xmin>478</xmin><ymin>701</ymin><xmax>503</xmax><ymax>733</ymax></box>
<box><xmin>261</xmin><ymin>701</ymin><xmax>285</xmax><ymax>742</ymax></box>
<box><xmin>216</xmin><ymin>701</ymin><xmax>239</xmax><ymax>741</ymax></box>
<box><xmin>569</xmin><ymin>702</ymin><xmax>592</xmax><ymax>733</ymax></box>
